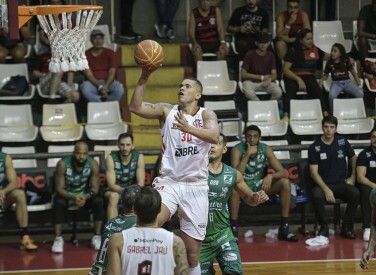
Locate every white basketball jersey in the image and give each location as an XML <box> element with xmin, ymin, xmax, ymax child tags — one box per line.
<box><xmin>160</xmin><ymin>105</ymin><xmax>211</xmax><ymax>182</ymax></box>
<box><xmin>121</xmin><ymin>227</ymin><xmax>175</xmax><ymax>275</ymax></box>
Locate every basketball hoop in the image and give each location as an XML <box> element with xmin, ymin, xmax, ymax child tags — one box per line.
<box><xmin>18</xmin><ymin>5</ymin><xmax>103</xmax><ymax>73</ymax></box>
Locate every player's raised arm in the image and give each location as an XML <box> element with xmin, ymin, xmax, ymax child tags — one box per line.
<box><xmin>129</xmin><ymin>69</ymin><xmax>172</xmax><ymax>120</ymax></box>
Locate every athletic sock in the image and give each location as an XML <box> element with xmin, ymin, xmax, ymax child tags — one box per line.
<box><xmin>19</xmin><ymin>227</ymin><xmax>28</xmax><ymax>238</ymax></box>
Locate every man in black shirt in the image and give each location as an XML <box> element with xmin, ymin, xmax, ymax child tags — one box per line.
<box><xmin>308</xmin><ymin>115</ymin><xmax>359</xmax><ymax>239</ymax></box>
<box><xmin>357</xmin><ymin>129</ymin><xmax>376</xmax><ymax>241</ymax></box>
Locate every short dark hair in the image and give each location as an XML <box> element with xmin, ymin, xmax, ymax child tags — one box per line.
<box><xmin>322</xmin><ymin>115</ymin><xmax>338</xmax><ymax>127</ymax></box>
<box><xmin>244</xmin><ymin>125</ymin><xmax>261</xmax><ymax>136</ymax></box>
<box><xmin>122</xmin><ymin>185</ymin><xmax>141</xmax><ymax>212</ymax></box>
<box><xmin>185</xmin><ymin>76</ymin><xmax>203</xmax><ymax>94</ymax></box>
<box><xmin>135</xmin><ymin>186</ymin><xmax>161</xmax><ymax>224</ymax></box>
<box><xmin>219</xmin><ymin>132</ymin><xmax>227</xmax><ymax>145</ymax></box>
<box><xmin>118</xmin><ymin>133</ymin><xmax>134</xmax><ymax>143</ymax></box>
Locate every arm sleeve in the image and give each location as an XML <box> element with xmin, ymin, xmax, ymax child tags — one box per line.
<box><xmin>356</xmin><ymin>150</ymin><xmax>367</xmax><ymax>166</ymax></box>
<box><xmin>308</xmin><ymin>144</ymin><xmax>319</xmax><ymax>165</ymax></box>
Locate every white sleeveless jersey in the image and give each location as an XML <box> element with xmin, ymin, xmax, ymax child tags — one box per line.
<box><xmin>121</xmin><ymin>227</ymin><xmax>175</xmax><ymax>275</ymax></box>
<box><xmin>160</xmin><ymin>105</ymin><xmax>211</xmax><ymax>182</ymax></box>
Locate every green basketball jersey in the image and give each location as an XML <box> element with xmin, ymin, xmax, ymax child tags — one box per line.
<box><xmin>63</xmin><ymin>155</ymin><xmax>93</xmax><ymax>195</ymax></box>
<box><xmin>111</xmin><ymin>151</ymin><xmax>140</xmax><ymax>187</ymax></box>
<box><xmin>90</xmin><ymin>214</ymin><xmax>137</xmax><ymax>275</ymax></box>
<box><xmin>235</xmin><ymin>141</ymin><xmax>267</xmax><ymax>190</ymax></box>
<box><xmin>205</xmin><ymin>163</ymin><xmax>237</xmax><ymax>244</ymax></box>
<box><xmin>0</xmin><ymin>152</ymin><xmax>7</xmax><ymax>189</ymax></box>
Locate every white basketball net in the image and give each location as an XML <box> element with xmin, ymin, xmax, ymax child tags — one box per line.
<box><xmin>37</xmin><ymin>9</ymin><xmax>103</xmax><ymax>73</ymax></box>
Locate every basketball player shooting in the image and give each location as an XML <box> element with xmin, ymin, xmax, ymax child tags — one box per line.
<box><xmin>129</xmin><ymin>58</ymin><xmax>219</xmax><ymax>274</ymax></box>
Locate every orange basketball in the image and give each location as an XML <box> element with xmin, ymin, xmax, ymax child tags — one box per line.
<box><xmin>134</xmin><ymin>40</ymin><xmax>164</xmax><ymax>71</ymax></box>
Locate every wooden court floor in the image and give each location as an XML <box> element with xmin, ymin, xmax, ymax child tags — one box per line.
<box><xmin>0</xmin><ymin>226</ymin><xmax>374</xmax><ymax>274</ymax></box>
<box><xmin>0</xmin><ymin>260</ymin><xmax>373</xmax><ymax>275</ymax></box>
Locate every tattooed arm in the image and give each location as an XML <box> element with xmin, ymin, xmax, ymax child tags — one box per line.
<box><xmin>173</xmin><ymin>235</ymin><xmax>189</xmax><ymax>275</ymax></box>
<box><xmin>129</xmin><ymin>69</ymin><xmax>172</xmax><ymax>120</ymax></box>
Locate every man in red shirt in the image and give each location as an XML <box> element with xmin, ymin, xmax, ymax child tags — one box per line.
<box><xmin>81</xmin><ymin>30</ymin><xmax>124</xmax><ymax>102</ymax></box>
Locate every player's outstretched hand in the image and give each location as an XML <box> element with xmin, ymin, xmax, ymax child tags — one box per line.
<box><xmin>251</xmin><ymin>190</ymin><xmax>269</xmax><ymax>206</ymax></box>
<box><xmin>360</xmin><ymin>250</ymin><xmax>374</xmax><ymax>269</ymax></box>
<box><xmin>173</xmin><ymin>110</ymin><xmax>190</xmax><ymax>133</ymax></box>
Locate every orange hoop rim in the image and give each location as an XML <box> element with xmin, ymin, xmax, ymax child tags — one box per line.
<box><xmin>18</xmin><ymin>5</ymin><xmax>103</xmax><ymax>27</ymax></box>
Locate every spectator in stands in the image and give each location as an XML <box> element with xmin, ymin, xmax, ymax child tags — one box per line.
<box><xmin>188</xmin><ymin>0</ymin><xmax>228</xmax><ymax>63</ymax></box>
<box><xmin>154</xmin><ymin>0</ymin><xmax>181</xmax><ymax>40</ymax></box>
<box><xmin>200</xmin><ymin>133</ymin><xmax>268</xmax><ymax>274</ymax></box>
<box><xmin>210</xmin><ymin>0</ymin><xmax>224</xmax><ymax>7</ymax></box>
<box><xmin>308</xmin><ymin>115</ymin><xmax>359</xmax><ymax>239</ymax></box>
<box><xmin>357</xmin><ymin>0</ymin><xmax>376</xmax><ymax>61</ymax></box>
<box><xmin>119</xmin><ymin>0</ymin><xmax>143</xmax><ymax>40</ymax></box>
<box><xmin>0</xmin><ymin>152</ymin><xmax>38</xmax><ymax>251</ymax></box>
<box><xmin>51</xmin><ymin>141</ymin><xmax>104</xmax><ymax>253</ymax></box>
<box><xmin>230</xmin><ymin>125</ymin><xmax>298</xmax><ymax>242</ymax></box>
<box><xmin>91</xmin><ymin>185</ymin><xmax>140</xmax><ymax>275</ymax></box>
<box><xmin>360</xmin><ymin>188</ymin><xmax>376</xmax><ymax>269</ymax></box>
<box><xmin>319</xmin><ymin>43</ymin><xmax>363</xmax><ymax>114</ymax></box>
<box><xmin>0</xmin><ymin>26</ymin><xmax>30</xmax><ymax>63</ymax></box>
<box><xmin>227</xmin><ymin>0</ymin><xmax>269</xmax><ymax>60</ymax></box>
<box><xmin>81</xmin><ymin>29</ymin><xmax>124</xmax><ymax>102</ymax></box>
<box><xmin>240</xmin><ymin>32</ymin><xmax>283</xmax><ymax>103</ymax></box>
<box><xmin>363</xmin><ymin>59</ymin><xmax>376</xmax><ymax>90</ymax></box>
<box><xmin>356</xmin><ymin>129</ymin><xmax>376</xmax><ymax>242</ymax></box>
<box><xmin>275</xmin><ymin>0</ymin><xmax>311</xmax><ymax>64</ymax></box>
<box><xmin>31</xmin><ymin>53</ymin><xmax>80</xmax><ymax>103</ymax></box>
<box><xmin>105</xmin><ymin>133</ymin><xmax>145</xmax><ymax>220</ymax></box>
<box><xmin>283</xmin><ymin>28</ymin><xmax>329</xmax><ymax>120</ymax></box>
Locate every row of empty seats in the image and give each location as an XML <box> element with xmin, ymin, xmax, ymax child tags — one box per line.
<box><xmin>204</xmin><ymin>98</ymin><xmax>374</xmax><ymax>139</ymax></box>
<box><xmin>0</xmin><ymin>101</ymin><xmax>127</xmax><ymax>142</ymax></box>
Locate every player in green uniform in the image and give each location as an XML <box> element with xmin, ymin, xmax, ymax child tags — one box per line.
<box><xmin>90</xmin><ymin>184</ymin><xmax>140</xmax><ymax>275</ymax></box>
<box><xmin>0</xmin><ymin>152</ymin><xmax>38</xmax><ymax>251</ymax></box>
<box><xmin>105</xmin><ymin>133</ymin><xmax>145</xmax><ymax>219</ymax></box>
<box><xmin>51</xmin><ymin>141</ymin><xmax>104</xmax><ymax>253</ymax></box>
<box><xmin>230</xmin><ymin>125</ymin><xmax>298</xmax><ymax>242</ymax></box>
<box><xmin>200</xmin><ymin>133</ymin><xmax>269</xmax><ymax>274</ymax></box>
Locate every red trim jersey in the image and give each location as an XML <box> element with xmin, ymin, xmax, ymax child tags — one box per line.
<box><xmin>160</xmin><ymin>105</ymin><xmax>211</xmax><ymax>182</ymax></box>
<box><xmin>121</xmin><ymin>228</ymin><xmax>175</xmax><ymax>275</ymax></box>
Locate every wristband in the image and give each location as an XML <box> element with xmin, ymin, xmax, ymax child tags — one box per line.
<box><xmin>98</xmin><ymin>85</ymin><xmax>103</xmax><ymax>90</ymax></box>
<box><xmin>261</xmin><ymin>75</ymin><xmax>264</xmax><ymax>81</ymax></box>
<box><xmin>285</xmin><ymin>25</ymin><xmax>291</xmax><ymax>29</ymax></box>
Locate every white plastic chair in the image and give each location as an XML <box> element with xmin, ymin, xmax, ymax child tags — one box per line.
<box><xmin>37</xmin><ymin>82</ymin><xmax>79</xmax><ymax>99</ymax></box>
<box><xmin>348</xmin><ymin>139</ymin><xmax>368</xmax><ymax>156</ymax></box>
<box><xmin>263</xmin><ymin>140</ymin><xmax>290</xmax><ymax>160</ymax></box>
<box><xmin>1</xmin><ymin>146</ymin><xmax>37</xmax><ymax>169</ymax></box>
<box><xmin>322</xmin><ymin>61</ymin><xmax>364</xmax><ymax>92</ymax></box>
<box><xmin>290</xmin><ymin>99</ymin><xmax>323</xmax><ymax>136</ymax></box>
<box><xmin>197</xmin><ymin>60</ymin><xmax>237</xmax><ymax>96</ymax></box>
<box><xmin>204</xmin><ymin>100</ymin><xmax>244</xmax><ymax>141</ymax></box>
<box><xmin>246</xmin><ymin>100</ymin><xmax>288</xmax><ymax>136</ymax></box>
<box><xmin>85</xmin><ymin>101</ymin><xmax>128</xmax><ymax>141</ymax></box>
<box><xmin>47</xmin><ymin>145</ymin><xmax>74</xmax><ymax>168</ymax></box>
<box><xmin>40</xmin><ymin>103</ymin><xmax>83</xmax><ymax>142</ymax></box>
<box><xmin>0</xmin><ymin>104</ymin><xmax>38</xmax><ymax>142</ymax></box>
<box><xmin>94</xmin><ymin>145</ymin><xmax>119</xmax><ymax>166</ymax></box>
<box><xmin>85</xmin><ymin>24</ymin><xmax>117</xmax><ymax>52</ymax></box>
<box><xmin>238</xmin><ymin>61</ymin><xmax>280</xmax><ymax>97</ymax></box>
<box><xmin>313</xmin><ymin>20</ymin><xmax>352</xmax><ymax>53</ymax></box>
<box><xmin>188</xmin><ymin>42</ymin><xmax>229</xmax><ymax>59</ymax></box>
<box><xmin>300</xmin><ymin>140</ymin><xmax>314</xmax><ymax>159</ymax></box>
<box><xmin>364</xmin><ymin>58</ymin><xmax>376</xmax><ymax>93</ymax></box>
<box><xmin>333</xmin><ymin>98</ymin><xmax>374</xmax><ymax>134</ymax></box>
<box><xmin>0</xmin><ymin>63</ymin><xmax>35</xmax><ymax>100</ymax></box>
